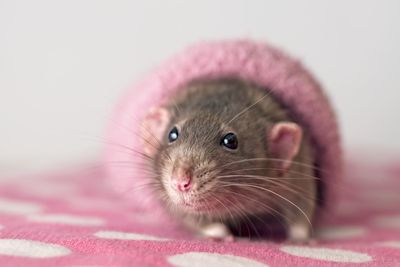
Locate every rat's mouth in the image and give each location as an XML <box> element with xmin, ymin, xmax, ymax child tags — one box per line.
<box><xmin>177</xmin><ymin>197</ymin><xmax>223</xmax><ymax>213</ymax></box>
<box><xmin>164</xmin><ymin>180</ymin><xmax>224</xmax><ymax>213</ymax></box>
<box><xmin>182</xmin><ymin>202</ymin><xmax>205</xmax><ymax>211</ymax></box>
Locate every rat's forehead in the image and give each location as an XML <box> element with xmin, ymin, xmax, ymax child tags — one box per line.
<box><xmin>174</xmin><ymin>113</ymin><xmax>234</xmax><ymax>132</ymax></box>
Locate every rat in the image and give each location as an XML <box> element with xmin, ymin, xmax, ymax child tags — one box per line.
<box><xmin>140</xmin><ymin>78</ymin><xmax>317</xmax><ymax>241</ymax></box>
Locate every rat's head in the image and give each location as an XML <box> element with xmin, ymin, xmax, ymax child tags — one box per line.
<box><xmin>154</xmin><ymin>112</ymin><xmax>244</xmax><ymax>213</ymax></box>
<box><xmin>140</xmin><ymin>82</ymin><xmax>303</xmax><ymax>219</ymax></box>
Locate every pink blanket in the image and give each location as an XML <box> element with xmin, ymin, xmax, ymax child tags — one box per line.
<box><xmin>0</xmin><ymin>157</ymin><xmax>399</xmax><ymax>266</ymax></box>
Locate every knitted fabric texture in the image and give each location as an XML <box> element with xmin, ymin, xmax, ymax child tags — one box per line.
<box><xmin>105</xmin><ymin>39</ymin><xmax>342</xmax><ymax>217</ymax></box>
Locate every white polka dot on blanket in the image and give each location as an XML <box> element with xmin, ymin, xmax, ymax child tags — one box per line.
<box><xmin>316</xmin><ymin>226</ymin><xmax>367</xmax><ymax>240</ymax></box>
<box><xmin>372</xmin><ymin>215</ymin><xmax>400</xmax><ymax>228</ymax></box>
<box><xmin>377</xmin><ymin>241</ymin><xmax>400</xmax><ymax>249</ymax></box>
<box><xmin>280</xmin><ymin>246</ymin><xmax>372</xmax><ymax>263</ymax></box>
<box><xmin>168</xmin><ymin>252</ymin><xmax>268</xmax><ymax>267</ymax></box>
<box><xmin>0</xmin><ymin>239</ymin><xmax>70</xmax><ymax>258</ymax></box>
<box><xmin>27</xmin><ymin>213</ymin><xmax>105</xmax><ymax>226</ymax></box>
<box><xmin>94</xmin><ymin>230</ymin><xmax>169</xmax><ymax>241</ymax></box>
<box><xmin>0</xmin><ymin>198</ymin><xmax>43</xmax><ymax>215</ymax></box>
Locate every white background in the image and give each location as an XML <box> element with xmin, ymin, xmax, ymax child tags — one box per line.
<box><xmin>1</xmin><ymin>0</ymin><xmax>399</xmax><ymax>175</ymax></box>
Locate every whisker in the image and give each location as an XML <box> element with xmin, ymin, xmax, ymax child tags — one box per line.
<box><xmin>217</xmin><ymin>174</ymin><xmax>319</xmax><ymax>181</ymax></box>
<box><xmin>226</xmin><ymin>91</ymin><xmax>272</xmax><ymax>125</ymax></box>
<box><xmin>109</xmin><ymin>114</ymin><xmax>173</xmax><ymax>163</ymax></box>
<box><xmin>216</xmin><ymin>174</ymin><xmax>318</xmax><ymax>203</ymax></box>
<box><xmin>221</xmin><ymin>193</ymin><xmax>260</xmax><ymax>238</ymax></box>
<box><xmin>219</xmin><ymin>157</ymin><xmax>324</xmax><ymax>173</ymax></box>
<box><xmin>220</xmin><ymin>188</ymin><xmax>290</xmax><ymax>235</ymax></box>
<box><xmin>218</xmin><ymin>182</ymin><xmax>312</xmax><ymax>228</ymax></box>
<box><xmin>220</xmin><ymin>188</ymin><xmax>275</xmax><ymax>238</ymax></box>
<box><xmin>224</xmin><ymin>167</ymin><xmax>323</xmax><ymax>181</ymax></box>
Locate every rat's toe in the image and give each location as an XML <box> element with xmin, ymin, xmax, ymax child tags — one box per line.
<box><xmin>200</xmin><ymin>223</ymin><xmax>234</xmax><ymax>242</ymax></box>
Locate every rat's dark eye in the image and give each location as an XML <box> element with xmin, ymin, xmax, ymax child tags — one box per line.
<box><xmin>168</xmin><ymin>126</ymin><xmax>179</xmax><ymax>143</ymax></box>
<box><xmin>221</xmin><ymin>133</ymin><xmax>238</xmax><ymax>150</ymax></box>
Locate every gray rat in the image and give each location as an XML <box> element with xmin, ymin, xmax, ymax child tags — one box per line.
<box><xmin>140</xmin><ymin>78</ymin><xmax>316</xmax><ymax>241</ymax></box>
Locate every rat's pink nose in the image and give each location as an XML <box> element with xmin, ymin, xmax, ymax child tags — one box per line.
<box><xmin>171</xmin><ymin>165</ymin><xmax>193</xmax><ymax>192</ymax></box>
<box><xmin>172</xmin><ymin>175</ymin><xmax>192</xmax><ymax>192</ymax></box>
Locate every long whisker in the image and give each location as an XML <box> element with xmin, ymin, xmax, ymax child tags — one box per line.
<box><xmin>109</xmin><ymin>114</ymin><xmax>173</xmax><ymax>163</ymax></box>
<box><xmin>209</xmin><ymin>194</ymin><xmax>240</xmax><ymax>236</ymax></box>
<box><xmin>218</xmin><ymin>182</ymin><xmax>312</xmax><ymax>227</ymax></box>
<box><xmin>217</xmin><ymin>192</ymin><xmax>260</xmax><ymax>239</ymax></box>
<box><xmin>218</xmin><ymin>183</ymin><xmax>287</xmax><ymax>220</ymax></box>
<box><xmin>219</xmin><ymin>157</ymin><xmax>324</xmax><ymax>173</ymax></box>
<box><xmin>108</xmin><ymin>117</ymin><xmax>160</xmax><ymax>151</ymax></box>
<box><xmin>170</xmin><ymin>100</ymin><xmax>182</xmax><ymax>116</ymax></box>
<box><xmin>226</xmin><ymin>92</ymin><xmax>272</xmax><ymax>125</ymax></box>
<box><xmin>88</xmin><ymin>161</ymin><xmax>156</xmax><ymax>178</ymax></box>
<box><xmin>224</xmin><ymin>167</ymin><xmax>323</xmax><ymax>181</ymax></box>
<box><xmin>105</xmin><ymin>141</ymin><xmax>155</xmax><ymax>161</ymax></box>
<box><xmin>217</xmin><ymin>174</ymin><xmax>318</xmax><ymax>203</ymax></box>
<box><xmin>217</xmin><ymin>174</ymin><xmax>319</xmax><ymax>181</ymax></box>
<box><xmin>217</xmin><ymin>174</ymin><xmax>318</xmax><ymax>201</ymax></box>
<box><xmin>217</xmin><ymin>169</ymin><xmax>345</xmax><ymax>194</ymax></box>
<box><xmin>219</xmin><ymin>188</ymin><xmax>286</xmax><ymax>237</ymax></box>
<box><xmin>225</xmin><ymin>184</ymin><xmax>296</xmax><ymax>236</ymax></box>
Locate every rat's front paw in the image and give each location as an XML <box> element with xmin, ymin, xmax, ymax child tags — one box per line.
<box><xmin>200</xmin><ymin>222</ymin><xmax>234</xmax><ymax>242</ymax></box>
<box><xmin>288</xmin><ymin>223</ymin><xmax>312</xmax><ymax>243</ymax></box>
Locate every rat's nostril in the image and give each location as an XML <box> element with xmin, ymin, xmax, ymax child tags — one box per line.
<box><xmin>172</xmin><ymin>176</ymin><xmax>192</xmax><ymax>192</ymax></box>
<box><xmin>182</xmin><ymin>180</ymin><xmax>191</xmax><ymax>189</ymax></box>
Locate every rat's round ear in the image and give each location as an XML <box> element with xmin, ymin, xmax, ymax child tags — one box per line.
<box><xmin>140</xmin><ymin>107</ymin><xmax>170</xmax><ymax>156</ymax></box>
<box><xmin>267</xmin><ymin>122</ymin><xmax>303</xmax><ymax>172</ymax></box>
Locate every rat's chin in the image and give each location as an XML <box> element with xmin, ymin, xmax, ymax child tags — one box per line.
<box><xmin>164</xmin><ymin>187</ymin><xmax>221</xmax><ymax>214</ymax></box>
<box><xmin>176</xmin><ymin>198</ymin><xmax>222</xmax><ymax>214</ymax></box>
<box><xmin>181</xmin><ymin>201</ymin><xmax>210</xmax><ymax>212</ymax></box>
<box><xmin>167</xmin><ymin>195</ymin><xmax>213</xmax><ymax>213</ymax></box>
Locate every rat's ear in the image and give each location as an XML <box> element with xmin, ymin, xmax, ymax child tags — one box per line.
<box><xmin>267</xmin><ymin>122</ymin><xmax>303</xmax><ymax>172</ymax></box>
<box><xmin>141</xmin><ymin>107</ymin><xmax>170</xmax><ymax>156</ymax></box>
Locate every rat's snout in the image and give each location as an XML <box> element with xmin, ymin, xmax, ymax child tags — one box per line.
<box><xmin>171</xmin><ymin>165</ymin><xmax>192</xmax><ymax>192</ymax></box>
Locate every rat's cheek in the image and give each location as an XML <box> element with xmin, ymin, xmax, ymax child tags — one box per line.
<box><xmin>160</xmin><ymin>174</ymin><xmax>179</xmax><ymax>202</ymax></box>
